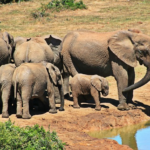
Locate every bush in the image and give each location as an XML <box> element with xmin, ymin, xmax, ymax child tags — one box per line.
<box><xmin>0</xmin><ymin>120</ymin><xmax>65</xmax><ymax>150</ymax></box>
<box><xmin>47</xmin><ymin>0</ymin><xmax>87</xmax><ymax>10</ymax></box>
<box><xmin>31</xmin><ymin>0</ymin><xmax>87</xmax><ymax>18</ymax></box>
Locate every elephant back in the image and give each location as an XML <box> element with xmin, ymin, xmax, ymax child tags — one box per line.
<box><xmin>14</xmin><ymin>41</ymin><xmax>54</xmax><ymax>67</ymax></box>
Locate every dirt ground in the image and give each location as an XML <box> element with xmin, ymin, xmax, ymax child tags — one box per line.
<box><xmin>0</xmin><ymin>68</ymin><xmax>150</xmax><ymax>150</ymax></box>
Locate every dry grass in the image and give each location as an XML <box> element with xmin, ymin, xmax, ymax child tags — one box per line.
<box><xmin>0</xmin><ymin>0</ymin><xmax>150</xmax><ymax>38</ymax></box>
<box><xmin>0</xmin><ymin>0</ymin><xmax>149</xmax><ymax>80</ymax></box>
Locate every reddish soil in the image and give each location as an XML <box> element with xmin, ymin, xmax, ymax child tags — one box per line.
<box><xmin>0</xmin><ymin>70</ymin><xmax>150</xmax><ymax>150</ymax></box>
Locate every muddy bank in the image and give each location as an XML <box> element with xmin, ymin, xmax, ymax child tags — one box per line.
<box><xmin>0</xmin><ymin>98</ymin><xmax>149</xmax><ymax>150</ymax></box>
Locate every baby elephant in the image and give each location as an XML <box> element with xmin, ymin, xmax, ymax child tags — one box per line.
<box><xmin>12</xmin><ymin>61</ymin><xmax>64</xmax><ymax>119</ymax></box>
<box><xmin>70</xmin><ymin>74</ymin><xmax>109</xmax><ymax>110</ymax></box>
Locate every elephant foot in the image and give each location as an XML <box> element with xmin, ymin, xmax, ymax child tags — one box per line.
<box><xmin>49</xmin><ymin>109</ymin><xmax>57</xmax><ymax>114</ymax></box>
<box><xmin>2</xmin><ymin>112</ymin><xmax>9</xmax><ymax>118</ymax></box>
<box><xmin>117</xmin><ymin>103</ymin><xmax>130</xmax><ymax>111</ymax></box>
<box><xmin>16</xmin><ymin>113</ymin><xmax>22</xmax><ymax>118</ymax></box>
<box><xmin>95</xmin><ymin>106</ymin><xmax>101</xmax><ymax>111</ymax></box>
<box><xmin>73</xmin><ymin>104</ymin><xmax>80</xmax><ymax>109</ymax></box>
<box><xmin>59</xmin><ymin>107</ymin><xmax>65</xmax><ymax>111</ymax></box>
<box><xmin>22</xmin><ymin>114</ymin><xmax>31</xmax><ymax>119</ymax></box>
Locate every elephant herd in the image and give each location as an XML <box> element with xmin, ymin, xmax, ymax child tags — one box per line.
<box><xmin>0</xmin><ymin>28</ymin><xmax>150</xmax><ymax>119</ymax></box>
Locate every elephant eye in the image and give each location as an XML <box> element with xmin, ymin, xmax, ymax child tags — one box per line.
<box><xmin>22</xmin><ymin>60</ymin><xmax>25</xmax><ymax>63</ymax></box>
<box><xmin>28</xmin><ymin>60</ymin><xmax>32</xmax><ymax>63</ymax></box>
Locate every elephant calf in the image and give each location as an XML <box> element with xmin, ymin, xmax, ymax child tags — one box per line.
<box><xmin>70</xmin><ymin>74</ymin><xmax>109</xmax><ymax>110</ymax></box>
<box><xmin>12</xmin><ymin>61</ymin><xmax>64</xmax><ymax>119</ymax></box>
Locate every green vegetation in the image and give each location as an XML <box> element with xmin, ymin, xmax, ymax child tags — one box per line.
<box><xmin>47</xmin><ymin>0</ymin><xmax>87</xmax><ymax>10</ymax></box>
<box><xmin>0</xmin><ymin>120</ymin><xmax>65</xmax><ymax>150</ymax></box>
<box><xmin>31</xmin><ymin>0</ymin><xmax>87</xmax><ymax>18</ymax></box>
<box><xmin>0</xmin><ymin>0</ymin><xmax>30</xmax><ymax>4</ymax></box>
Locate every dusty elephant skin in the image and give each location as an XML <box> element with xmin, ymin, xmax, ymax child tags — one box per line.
<box><xmin>70</xmin><ymin>74</ymin><xmax>109</xmax><ymax>110</ymax></box>
<box><xmin>0</xmin><ymin>64</ymin><xmax>16</xmax><ymax>118</ymax></box>
<box><xmin>0</xmin><ymin>32</ymin><xmax>14</xmax><ymax>64</ymax></box>
<box><xmin>12</xmin><ymin>62</ymin><xmax>64</xmax><ymax>119</ymax></box>
<box><xmin>13</xmin><ymin>35</ymin><xmax>70</xmax><ymax>98</ymax></box>
<box><xmin>61</xmin><ymin>30</ymin><xmax>150</xmax><ymax>110</ymax></box>
<box><xmin>13</xmin><ymin>37</ymin><xmax>54</xmax><ymax>67</ymax></box>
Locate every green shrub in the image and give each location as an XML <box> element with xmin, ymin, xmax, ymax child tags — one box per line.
<box><xmin>47</xmin><ymin>0</ymin><xmax>87</xmax><ymax>10</ymax></box>
<box><xmin>31</xmin><ymin>0</ymin><xmax>87</xmax><ymax>18</ymax></box>
<box><xmin>0</xmin><ymin>120</ymin><xmax>65</xmax><ymax>150</ymax></box>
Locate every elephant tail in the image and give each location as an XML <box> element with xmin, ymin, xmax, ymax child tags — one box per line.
<box><xmin>14</xmin><ymin>79</ymin><xmax>18</xmax><ymax>100</ymax></box>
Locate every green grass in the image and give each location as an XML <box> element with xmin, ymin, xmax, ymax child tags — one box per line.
<box><xmin>0</xmin><ymin>120</ymin><xmax>65</xmax><ymax>150</ymax></box>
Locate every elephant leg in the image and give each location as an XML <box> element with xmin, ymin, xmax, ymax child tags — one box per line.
<box><xmin>2</xmin><ymin>86</ymin><xmax>11</xmax><ymax>118</ymax></box>
<box><xmin>54</xmin><ymin>86</ymin><xmax>61</xmax><ymax>104</ymax></box>
<box><xmin>21</xmin><ymin>86</ymin><xmax>32</xmax><ymax>119</ymax></box>
<box><xmin>47</xmin><ymin>86</ymin><xmax>57</xmax><ymax>113</ymax></box>
<box><xmin>90</xmin><ymin>87</ymin><xmax>101</xmax><ymax>111</ymax></box>
<box><xmin>72</xmin><ymin>90</ymin><xmax>80</xmax><ymax>108</ymax></box>
<box><xmin>112</xmin><ymin>61</ymin><xmax>129</xmax><ymax>110</ymax></box>
<box><xmin>127</xmin><ymin>67</ymin><xmax>135</xmax><ymax>104</ymax></box>
<box><xmin>16</xmin><ymin>92</ymin><xmax>22</xmax><ymax>118</ymax></box>
<box><xmin>62</xmin><ymin>72</ymin><xmax>70</xmax><ymax>97</ymax></box>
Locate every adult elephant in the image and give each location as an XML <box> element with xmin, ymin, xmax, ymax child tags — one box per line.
<box><xmin>13</xmin><ymin>37</ymin><xmax>54</xmax><ymax>66</ymax></box>
<box><xmin>61</xmin><ymin>29</ymin><xmax>150</xmax><ymax>110</ymax></box>
<box><xmin>0</xmin><ymin>32</ymin><xmax>14</xmax><ymax>65</ymax></box>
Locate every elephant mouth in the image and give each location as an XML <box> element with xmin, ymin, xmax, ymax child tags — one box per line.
<box><xmin>137</xmin><ymin>57</ymin><xmax>143</xmax><ymax>65</ymax></box>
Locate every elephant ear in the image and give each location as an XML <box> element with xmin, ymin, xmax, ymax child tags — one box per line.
<box><xmin>43</xmin><ymin>35</ymin><xmax>62</xmax><ymax>46</ymax></box>
<box><xmin>108</xmin><ymin>31</ymin><xmax>137</xmax><ymax>67</ymax></box>
<box><xmin>91</xmin><ymin>75</ymin><xmax>102</xmax><ymax>92</ymax></box>
<box><xmin>46</xmin><ymin>63</ymin><xmax>57</xmax><ymax>86</ymax></box>
<box><xmin>2</xmin><ymin>32</ymin><xmax>14</xmax><ymax>47</ymax></box>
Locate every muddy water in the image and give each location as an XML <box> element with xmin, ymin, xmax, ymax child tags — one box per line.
<box><xmin>89</xmin><ymin>120</ymin><xmax>150</xmax><ymax>150</ymax></box>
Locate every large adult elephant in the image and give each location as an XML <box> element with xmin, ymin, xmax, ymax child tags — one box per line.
<box><xmin>61</xmin><ymin>29</ymin><xmax>150</xmax><ymax>110</ymax></box>
<box><xmin>13</xmin><ymin>37</ymin><xmax>54</xmax><ymax>66</ymax></box>
<box><xmin>0</xmin><ymin>32</ymin><xmax>14</xmax><ymax>65</ymax></box>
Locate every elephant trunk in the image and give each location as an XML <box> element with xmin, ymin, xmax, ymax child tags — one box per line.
<box><xmin>123</xmin><ymin>68</ymin><xmax>150</xmax><ymax>92</ymax></box>
<box><xmin>58</xmin><ymin>80</ymin><xmax>64</xmax><ymax>111</ymax></box>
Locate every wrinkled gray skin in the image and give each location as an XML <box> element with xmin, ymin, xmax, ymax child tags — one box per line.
<box><xmin>0</xmin><ymin>32</ymin><xmax>14</xmax><ymax>64</ymax></box>
<box><xmin>13</xmin><ymin>37</ymin><xmax>54</xmax><ymax>66</ymax></box>
<box><xmin>70</xmin><ymin>74</ymin><xmax>109</xmax><ymax>110</ymax></box>
<box><xmin>12</xmin><ymin>62</ymin><xmax>64</xmax><ymax>119</ymax></box>
<box><xmin>0</xmin><ymin>64</ymin><xmax>16</xmax><ymax>118</ymax></box>
<box><xmin>61</xmin><ymin>30</ymin><xmax>150</xmax><ymax>110</ymax></box>
<box><xmin>13</xmin><ymin>35</ymin><xmax>70</xmax><ymax>100</ymax></box>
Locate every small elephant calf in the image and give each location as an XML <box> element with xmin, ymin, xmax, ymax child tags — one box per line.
<box><xmin>70</xmin><ymin>74</ymin><xmax>109</xmax><ymax>110</ymax></box>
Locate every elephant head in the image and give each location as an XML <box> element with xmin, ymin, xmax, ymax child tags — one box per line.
<box><xmin>45</xmin><ymin>62</ymin><xmax>64</xmax><ymax>111</ymax></box>
<box><xmin>1</xmin><ymin>32</ymin><xmax>14</xmax><ymax>61</ymax></box>
<box><xmin>108</xmin><ymin>30</ymin><xmax>150</xmax><ymax>92</ymax></box>
<box><xmin>91</xmin><ymin>75</ymin><xmax>109</xmax><ymax>96</ymax></box>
